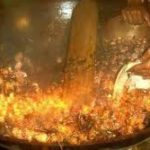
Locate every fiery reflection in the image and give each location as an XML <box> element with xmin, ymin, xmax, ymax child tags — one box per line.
<box><xmin>0</xmin><ymin>63</ymin><xmax>150</xmax><ymax>145</ymax></box>
<box><xmin>0</xmin><ymin>45</ymin><xmax>150</xmax><ymax>145</ymax></box>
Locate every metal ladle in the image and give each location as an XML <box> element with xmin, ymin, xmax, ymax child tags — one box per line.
<box><xmin>113</xmin><ymin>60</ymin><xmax>150</xmax><ymax>101</ymax></box>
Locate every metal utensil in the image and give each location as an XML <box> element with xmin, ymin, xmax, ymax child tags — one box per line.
<box><xmin>113</xmin><ymin>60</ymin><xmax>150</xmax><ymax>101</ymax></box>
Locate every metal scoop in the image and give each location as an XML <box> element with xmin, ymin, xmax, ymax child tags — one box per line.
<box><xmin>113</xmin><ymin>60</ymin><xmax>150</xmax><ymax>101</ymax></box>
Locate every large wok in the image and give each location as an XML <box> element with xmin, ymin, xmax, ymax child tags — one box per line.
<box><xmin>0</xmin><ymin>0</ymin><xmax>150</xmax><ymax>149</ymax></box>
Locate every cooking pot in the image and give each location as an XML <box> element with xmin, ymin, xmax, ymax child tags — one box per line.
<box><xmin>0</xmin><ymin>0</ymin><xmax>150</xmax><ymax>149</ymax></box>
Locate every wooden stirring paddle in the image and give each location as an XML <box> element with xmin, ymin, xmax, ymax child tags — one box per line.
<box><xmin>63</xmin><ymin>0</ymin><xmax>98</xmax><ymax>105</ymax></box>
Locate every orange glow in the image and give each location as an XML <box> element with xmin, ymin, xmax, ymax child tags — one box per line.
<box><xmin>16</xmin><ymin>16</ymin><xmax>29</xmax><ymax>30</ymax></box>
<box><xmin>0</xmin><ymin>67</ymin><xmax>149</xmax><ymax>145</ymax></box>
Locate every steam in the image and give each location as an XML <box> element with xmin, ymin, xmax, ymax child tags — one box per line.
<box><xmin>14</xmin><ymin>52</ymin><xmax>40</xmax><ymax>94</ymax></box>
<box><xmin>14</xmin><ymin>52</ymin><xmax>27</xmax><ymax>85</ymax></box>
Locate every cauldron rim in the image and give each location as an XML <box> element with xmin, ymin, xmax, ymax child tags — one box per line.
<box><xmin>1</xmin><ymin>127</ymin><xmax>150</xmax><ymax>149</ymax></box>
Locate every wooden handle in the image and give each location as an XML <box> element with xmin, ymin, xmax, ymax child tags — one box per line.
<box><xmin>63</xmin><ymin>0</ymin><xmax>98</xmax><ymax>104</ymax></box>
